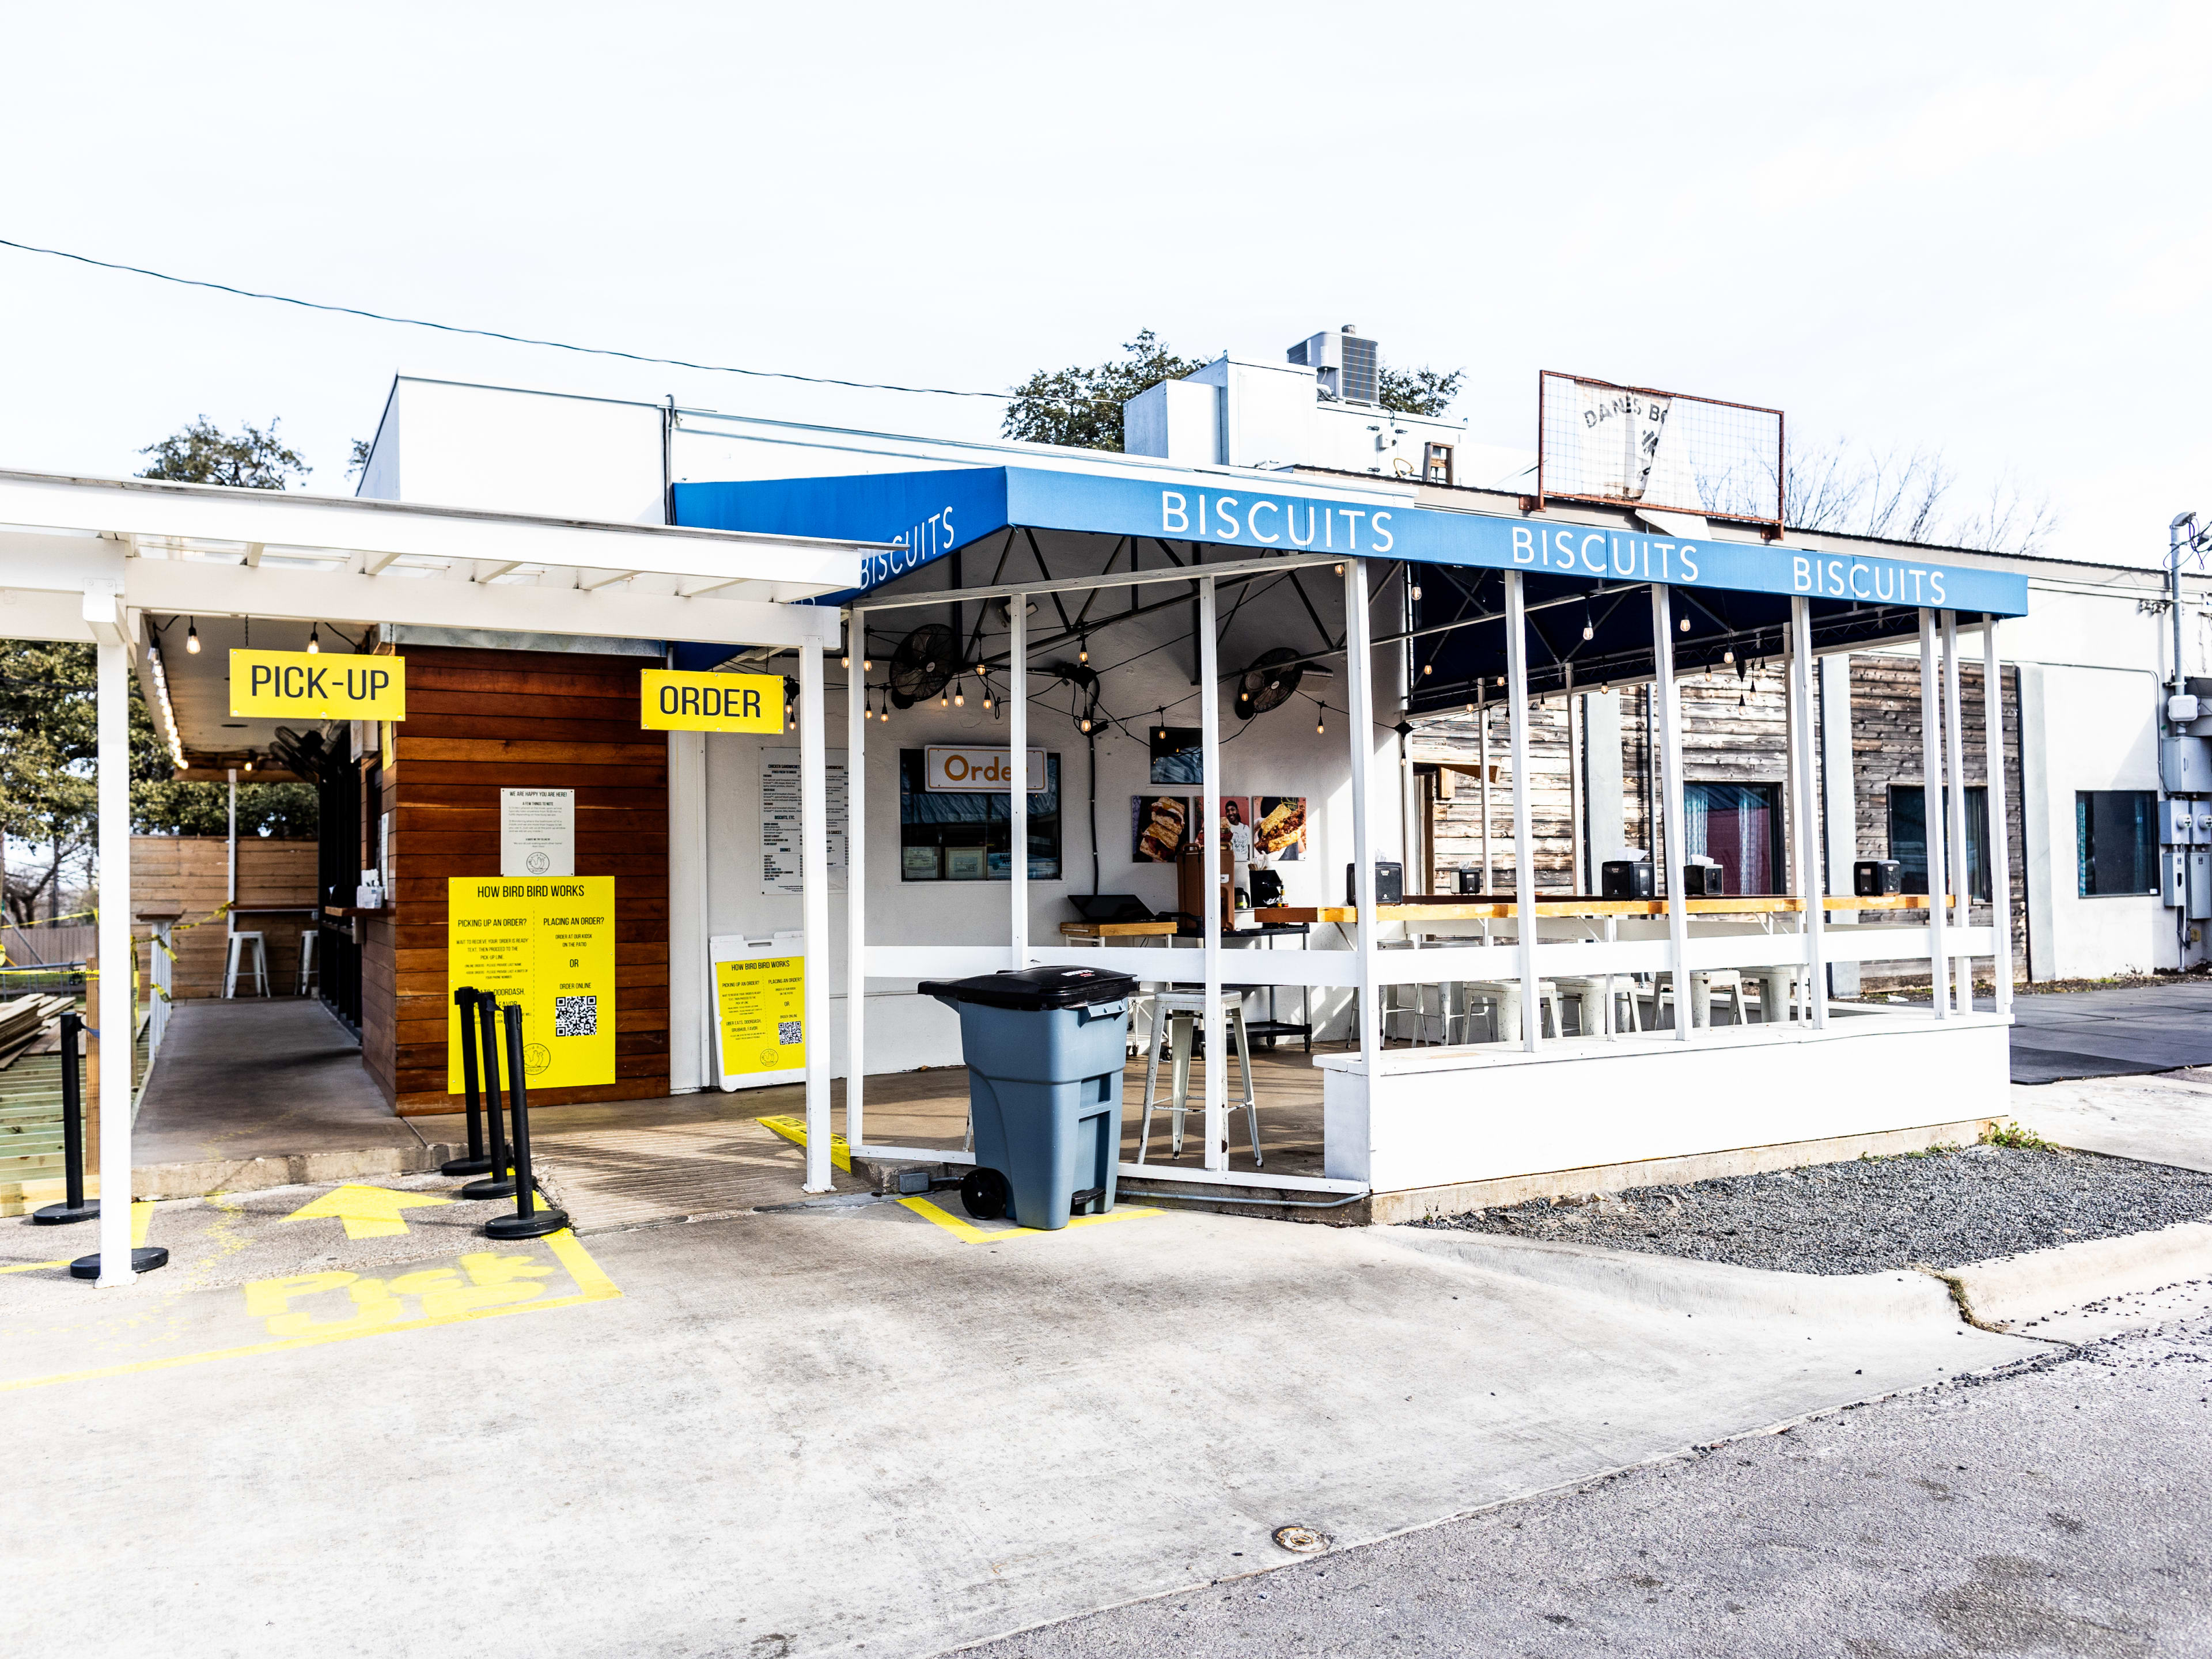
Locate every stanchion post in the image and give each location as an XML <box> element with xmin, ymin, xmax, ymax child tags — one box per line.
<box><xmin>441</xmin><ymin>984</ymin><xmax>492</xmax><ymax>1177</ymax></box>
<box><xmin>486</xmin><ymin>1001</ymin><xmax>568</xmax><ymax>1240</ymax></box>
<box><xmin>32</xmin><ymin>1011</ymin><xmax>97</xmax><ymax>1225</ymax></box>
<box><xmin>461</xmin><ymin>990</ymin><xmax>516</xmax><ymax>1200</ymax></box>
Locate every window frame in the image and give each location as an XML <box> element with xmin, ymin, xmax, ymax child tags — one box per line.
<box><xmin>1886</xmin><ymin>783</ymin><xmax>1993</xmax><ymax>902</ymax></box>
<box><xmin>2074</xmin><ymin>789</ymin><xmax>2161</xmax><ymax>899</ymax></box>
<box><xmin>1680</xmin><ymin>780</ymin><xmax>1786</xmax><ymax>896</ymax></box>
<box><xmin>896</xmin><ymin>748</ymin><xmax>1062</xmax><ymax>882</ymax></box>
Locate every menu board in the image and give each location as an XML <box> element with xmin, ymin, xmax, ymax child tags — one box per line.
<box><xmin>760</xmin><ymin>748</ymin><xmax>849</xmax><ymax>895</ymax></box>
<box><xmin>446</xmin><ymin>876</ymin><xmax>616</xmax><ymax>1093</ymax></box>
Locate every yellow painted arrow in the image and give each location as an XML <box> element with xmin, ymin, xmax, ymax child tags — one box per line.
<box><xmin>281</xmin><ymin>1184</ymin><xmax>455</xmax><ymax>1240</ymax></box>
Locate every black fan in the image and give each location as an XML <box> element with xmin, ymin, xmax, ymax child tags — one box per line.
<box><xmin>888</xmin><ymin>623</ymin><xmax>956</xmax><ymax>709</ymax></box>
<box><xmin>265</xmin><ymin>725</ymin><xmax>331</xmax><ymax>783</ymax></box>
<box><xmin>1235</xmin><ymin>646</ymin><xmax>1309</xmax><ymax>719</ymax></box>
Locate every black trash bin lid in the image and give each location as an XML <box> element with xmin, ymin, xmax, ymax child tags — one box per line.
<box><xmin>918</xmin><ymin>965</ymin><xmax>1137</xmax><ymax>1011</ymax></box>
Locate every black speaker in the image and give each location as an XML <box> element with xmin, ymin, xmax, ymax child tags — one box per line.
<box><xmin>1456</xmin><ymin>868</ymin><xmax>1484</xmax><ymax>895</ymax></box>
<box><xmin>1854</xmin><ymin>858</ymin><xmax>1903</xmax><ymax>896</ymax></box>
<box><xmin>1680</xmin><ymin>863</ymin><xmax>1728</xmax><ymax>897</ymax></box>
<box><xmin>1347</xmin><ymin>862</ymin><xmax>1404</xmax><ymax>905</ymax></box>
<box><xmin>1601</xmin><ymin>859</ymin><xmax>1656</xmax><ymax>899</ymax></box>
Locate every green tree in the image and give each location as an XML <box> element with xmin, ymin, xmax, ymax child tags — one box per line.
<box><xmin>138</xmin><ymin>416</ymin><xmax>310</xmax><ymax>488</ymax></box>
<box><xmin>1002</xmin><ymin>331</ymin><xmax>1208</xmax><ymax>452</ymax></box>
<box><xmin>1378</xmin><ymin>365</ymin><xmax>1464</xmax><ymax>417</ymax></box>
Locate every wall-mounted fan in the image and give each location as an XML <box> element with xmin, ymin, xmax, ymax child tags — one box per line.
<box><xmin>265</xmin><ymin>725</ymin><xmax>332</xmax><ymax>783</ymax></box>
<box><xmin>1234</xmin><ymin>646</ymin><xmax>1330</xmax><ymax>719</ymax></box>
<box><xmin>888</xmin><ymin>623</ymin><xmax>956</xmax><ymax>709</ymax></box>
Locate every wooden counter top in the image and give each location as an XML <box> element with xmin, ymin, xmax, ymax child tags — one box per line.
<box><xmin>1057</xmin><ymin>919</ymin><xmax>1180</xmax><ymax>939</ymax></box>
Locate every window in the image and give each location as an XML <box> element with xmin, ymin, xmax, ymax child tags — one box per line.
<box><xmin>898</xmin><ymin>749</ymin><xmax>1060</xmax><ymax>881</ymax></box>
<box><xmin>2075</xmin><ymin>790</ymin><xmax>2159</xmax><ymax>897</ymax></box>
<box><xmin>1888</xmin><ymin>786</ymin><xmax>1991</xmax><ymax>900</ymax></box>
<box><xmin>1681</xmin><ymin>783</ymin><xmax>1782</xmax><ymax>895</ymax></box>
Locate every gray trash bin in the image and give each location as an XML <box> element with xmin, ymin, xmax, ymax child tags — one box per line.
<box><xmin>919</xmin><ymin>965</ymin><xmax>1136</xmax><ymax>1230</ymax></box>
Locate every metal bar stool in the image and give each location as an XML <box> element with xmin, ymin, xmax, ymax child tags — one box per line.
<box><xmin>1138</xmin><ymin>987</ymin><xmax>1261</xmax><ymax>1166</ymax></box>
<box><xmin>296</xmin><ymin>929</ymin><xmax>319</xmax><ymax>996</ymax></box>
<box><xmin>223</xmin><ymin>931</ymin><xmax>270</xmax><ymax>998</ymax></box>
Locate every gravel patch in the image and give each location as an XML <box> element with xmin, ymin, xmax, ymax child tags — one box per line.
<box><xmin>1408</xmin><ymin>1143</ymin><xmax>2212</xmax><ymax>1274</ymax></box>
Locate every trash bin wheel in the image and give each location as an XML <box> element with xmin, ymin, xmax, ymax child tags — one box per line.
<box><xmin>960</xmin><ymin>1166</ymin><xmax>1012</xmax><ymax>1221</ymax></box>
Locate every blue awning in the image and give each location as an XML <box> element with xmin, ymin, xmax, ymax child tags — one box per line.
<box><xmin>673</xmin><ymin>465</ymin><xmax>2030</xmax><ymax>619</ymax></box>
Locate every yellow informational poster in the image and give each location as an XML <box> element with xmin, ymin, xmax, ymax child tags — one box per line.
<box><xmin>446</xmin><ymin>876</ymin><xmax>616</xmax><ymax>1094</ymax></box>
<box><xmin>710</xmin><ymin>931</ymin><xmax>805</xmax><ymax>1089</ymax></box>
<box><xmin>230</xmin><ymin>650</ymin><xmax>406</xmax><ymax>719</ymax></box>
<box><xmin>639</xmin><ymin>669</ymin><xmax>783</xmax><ymax>733</ymax></box>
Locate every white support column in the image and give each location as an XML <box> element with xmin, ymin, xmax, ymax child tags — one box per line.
<box><xmin>1505</xmin><ymin>574</ymin><xmax>1540</xmax><ymax>1052</ymax></box>
<box><xmin>798</xmin><ymin>638</ymin><xmax>832</xmax><ymax>1192</ymax></box>
<box><xmin>1009</xmin><ymin>603</ymin><xmax>1028</xmax><ymax>969</ymax></box>
<box><xmin>1983</xmin><ymin>616</ymin><xmax>2013</xmax><ymax>1018</ymax></box>
<box><xmin>844</xmin><ymin>635</ymin><xmax>868</xmax><ymax>1151</ymax></box>
<box><xmin>1344</xmin><ymin>560</ymin><xmax>1381</xmax><ymax>1060</ymax></box>
<box><xmin>1819</xmin><ymin>655</ymin><xmax>1861</xmax><ymax>998</ymax></box>
<box><xmin>1919</xmin><ymin>611</ymin><xmax>1951</xmax><ymax>1020</ymax></box>
<box><xmin>1198</xmin><ymin>576</ymin><xmax>1225</xmax><ymax>1171</ymax></box>
<box><xmin>1478</xmin><ymin>695</ymin><xmax>1494</xmax><ymax>895</ymax></box>
<box><xmin>1790</xmin><ymin>598</ymin><xmax>1828</xmax><ymax>1028</ymax></box>
<box><xmin>226</xmin><ymin>765</ymin><xmax>237</xmax><ymax>925</ymax></box>
<box><xmin>95</xmin><ymin>639</ymin><xmax>134</xmax><ymax>1284</ymax></box>
<box><xmin>1651</xmin><ymin>586</ymin><xmax>1692</xmax><ymax>1043</ymax></box>
<box><xmin>1941</xmin><ymin>610</ymin><xmax>1971</xmax><ymax>1012</ymax></box>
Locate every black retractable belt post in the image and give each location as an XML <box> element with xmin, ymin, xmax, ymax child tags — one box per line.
<box><xmin>485</xmin><ymin>1001</ymin><xmax>567</xmax><ymax>1240</ymax></box>
<box><xmin>32</xmin><ymin>1011</ymin><xmax>97</xmax><ymax>1225</ymax></box>
<box><xmin>441</xmin><ymin>984</ymin><xmax>494</xmax><ymax>1177</ymax></box>
<box><xmin>460</xmin><ymin>991</ymin><xmax>517</xmax><ymax>1201</ymax></box>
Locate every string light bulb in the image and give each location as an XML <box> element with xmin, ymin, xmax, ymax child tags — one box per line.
<box><xmin>1679</xmin><ymin>616</ymin><xmax>1691</xmax><ymax>632</ymax></box>
<box><xmin>1078</xmin><ymin>637</ymin><xmax>1089</xmax><ymax>665</ymax></box>
<box><xmin>863</xmin><ymin>656</ymin><xmax>873</xmax><ymax>671</ymax></box>
<box><xmin>306</xmin><ymin>623</ymin><xmax>320</xmax><ymax>654</ymax></box>
<box><xmin>1410</xmin><ymin>583</ymin><xmax>1422</xmax><ymax>601</ymax></box>
<box><xmin>953</xmin><ymin>683</ymin><xmax>965</xmax><ymax>707</ymax></box>
<box><xmin>938</xmin><ymin>689</ymin><xmax>949</xmax><ymax>707</ymax></box>
<box><xmin>1722</xmin><ymin>647</ymin><xmax>1735</xmax><ymax>665</ymax></box>
<box><xmin>840</xmin><ymin>652</ymin><xmax>850</xmax><ymax>668</ymax></box>
<box><xmin>1315</xmin><ymin>707</ymin><xmax>1326</xmax><ymax>734</ymax></box>
<box><xmin>982</xmin><ymin>691</ymin><xmax>993</xmax><ymax>711</ymax></box>
<box><xmin>1422</xmin><ymin>662</ymin><xmax>1433</xmax><ymax>676</ymax></box>
<box><xmin>185</xmin><ymin>619</ymin><xmax>200</xmax><ymax>654</ymax></box>
<box><xmin>1080</xmin><ymin>715</ymin><xmax>1093</xmax><ymax>734</ymax></box>
<box><xmin>1582</xmin><ymin>601</ymin><xmax>1595</xmax><ymax>642</ymax></box>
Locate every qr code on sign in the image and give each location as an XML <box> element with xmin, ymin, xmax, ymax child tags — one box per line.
<box><xmin>554</xmin><ymin>995</ymin><xmax>597</xmax><ymax>1037</ymax></box>
<box><xmin>778</xmin><ymin>1018</ymin><xmax>802</xmax><ymax>1046</ymax></box>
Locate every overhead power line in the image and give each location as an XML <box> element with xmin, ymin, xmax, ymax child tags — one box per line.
<box><xmin>0</xmin><ymin>235</ymin><xmax>1013</xmax><ymax>403</ymax></box>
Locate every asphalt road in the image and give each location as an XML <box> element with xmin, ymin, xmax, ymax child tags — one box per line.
<box><xmin>967</xmin><ymin>1314</ymin><xmax>2212</xmax><ymax>1658</ymax></box>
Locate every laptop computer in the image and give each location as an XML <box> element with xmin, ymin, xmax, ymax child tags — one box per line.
<box><xmin>1066</xmin><ymin>894</ymin><xmax>1157</xmax><ymax>924</ymax></box>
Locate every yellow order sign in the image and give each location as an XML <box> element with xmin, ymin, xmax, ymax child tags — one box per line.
<box><xmin>446</xmin><ymin>876</ymin><xmax>616</xmax><ymax>1093</ymax></box>
<box><xmin>641</xmin><ymin>669</ymin><xmax>783</xmax><ymax>733</ymax></box>
<box><xmin>230</xmin><ymin>650</ymin><xmax>406</xmax><ymax>719</ymax></box>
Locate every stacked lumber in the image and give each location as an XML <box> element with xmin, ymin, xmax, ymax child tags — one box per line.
<box><xmin>0</xmin><ymin>993</ymin><xmax>73</xmax><ymax>1069</ymax></box>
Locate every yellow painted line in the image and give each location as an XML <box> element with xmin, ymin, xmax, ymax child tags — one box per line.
<box><xmin>0</xmin><ymin>1258</ymin><xmax>67</xmax><ymax>1275</ymax></box>
<box><xmin>756</xmin><ymin>1113</ymin><xmax>852</xmax><ymax>1172</ymax></box>
<box><xmin>897</xmin><ymin>1196</ymin><xmax>1160</xmax><ymax>1244</ymax></box>
<box><xmin>0</xmin><ymin>1229</ymin><xmax>621</xmax><ymax>1394</ymax></box>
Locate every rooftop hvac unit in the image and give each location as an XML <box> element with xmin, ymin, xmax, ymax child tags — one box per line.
<box><xmin>1287</xmin><ymin>326</ymin><xmax>1380</xmax><ymax>405</ymax></box>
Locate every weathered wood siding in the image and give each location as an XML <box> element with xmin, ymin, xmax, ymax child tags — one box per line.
<box><xmin>128</xmin><ymin>835</ymin><xmax>318</xmax><ymax>998</ymax></box>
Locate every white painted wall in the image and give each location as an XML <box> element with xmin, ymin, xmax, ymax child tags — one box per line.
<box><xmin>355</xmin><ymin>378</ymin><xmax>667</xmax><ymax>523</ymax></box>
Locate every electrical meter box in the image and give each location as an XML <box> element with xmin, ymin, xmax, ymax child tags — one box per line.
<box><xmin>2163</xmin><ymin>798</ymin><xmax>2195</xmax><ymax>845</ymax></box>
<box><xmin>2192</xmin><ymin>850</ymin><xmax>2212</xmax><ymax>922</ymax></box>
<box><xmin>2165</xmin><ymin>848</ymin><xmax>2190</xmax><ymax>908</ymax></box>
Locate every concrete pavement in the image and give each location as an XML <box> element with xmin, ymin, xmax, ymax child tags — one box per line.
<box><xmin>2013</xmin><ymin>1067</ymin><xmax>2212</xmax><ymax>1174</ymax></box>
<box><xmin>3</xmin><ymin>1186</ymin><xmax>2039</xmax><ymax>1658</ymax></box>
<box><xmin>968</xmin><ymin>1311</ymin><xmax>2212</xmax><ymax>1658</ymax></box>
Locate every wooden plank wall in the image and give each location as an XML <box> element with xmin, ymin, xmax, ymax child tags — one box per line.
<box><xmin>128</xmin><ymin>836</ymin><xmax>319</xmax><ymax>998</ymax></box>
<box><xmin>361</xmin><ymin>646</ymin><xmax>670</xmax><ymax>1116</ymax></box>
<box><xmin>1417</xmin><ymin>657</ymin><xmax>2028</xmax><ymax>982</ymax></box>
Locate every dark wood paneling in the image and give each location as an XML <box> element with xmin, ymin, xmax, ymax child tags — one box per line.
<box><xmin>365</xmin><ymin>643</ymin><xmax>670</xmax><ymax>1113</ymax></box>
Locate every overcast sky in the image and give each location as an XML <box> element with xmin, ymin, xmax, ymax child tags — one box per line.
<box><xmin>3</xmin><ymin>2</ymin><xmax>2204</xmax><ymax>566</ymax></box>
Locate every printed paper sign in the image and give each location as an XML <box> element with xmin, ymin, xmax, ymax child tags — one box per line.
<box><xmin>711</xmin><ymin>933</ymin><xmax>805</xmax><ymax>1089</ymax></box>
<box><xmin>446</xmin><ymin>876</ymin><xmax>616</xmax><ymax>1094</ymax></box>
<box><xmin>641</xmin><ymin>669</ymin><xmax>783</xmax><ymax>732</ymax></box>
<box><xmin>501</xmin><ymin>789</ymin><xmax>575</xmax><ymax>878</ymax></box>
<box><xmin>230</xmin><ymin>650</ymin><xmax>405</xmax><ymax>719</ymax></box>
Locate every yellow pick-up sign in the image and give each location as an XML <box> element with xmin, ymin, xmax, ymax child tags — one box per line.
<box><xmin>230</xmin><ymin>650</ymin><xmax>406</xmax><ymax>719</ymax></box>
<box><xmin>641</xmin><ymin>669</ymin><xmax>783</xmax><ymax>732</ymax></box>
